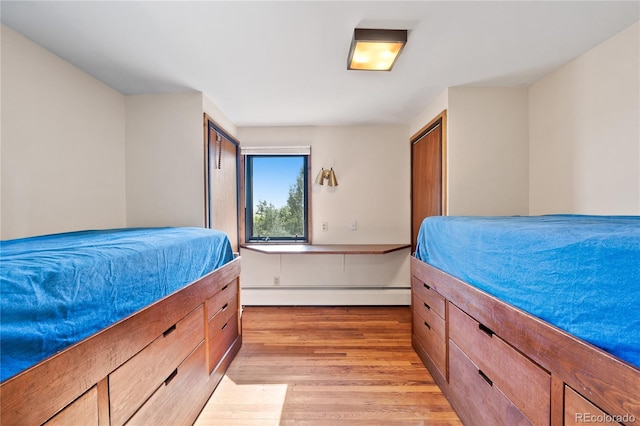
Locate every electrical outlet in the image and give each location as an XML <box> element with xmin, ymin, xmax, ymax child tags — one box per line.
<box><xmin>274</xmin><ymin>276</ymin><xmax>280</xmax><ymax>286</ymax></box>
<box><xmin>322</xmin><ymin>222</ymin><xmax>328</xmax><ymax>232</ymax></box>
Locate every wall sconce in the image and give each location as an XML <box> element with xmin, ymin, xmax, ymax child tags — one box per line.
<box><xmin>347</xmin><ymin>28</ymin><xmax>408</xmax><ymax>71</ymax></box>
<box><xmin>315</xmin><ymin>168</ymin><xmax>338</xmax><ymax>187</ymax></box>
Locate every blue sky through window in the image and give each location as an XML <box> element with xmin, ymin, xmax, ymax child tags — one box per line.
<box><xmin>252</xmin><ymin>156</ymin><xmax>304</xmax><ymax>209</ymax></box>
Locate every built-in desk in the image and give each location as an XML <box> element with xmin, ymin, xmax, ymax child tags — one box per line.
<box><xmin>239</xmin><ymin>243</ymin><xmax>412</xmax><ymax>305</ymax></box>
<box><xmin>240</xmin><ymin>244</ymin><xmax>410</xmax><ymax>255</ymax></box>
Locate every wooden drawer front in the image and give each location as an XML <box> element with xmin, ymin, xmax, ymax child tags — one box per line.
<box><xmin>110</xmin><ymin>305</ymin><xmax>205</xmax><ymax>426</ymax></box>
<box><xmin>449</xmin><ymin>341</ymin><xmax>533</xmax><ymax>426</ymax></box>
<box><xmin>209</xmin><ymin>293</ymin><xmax>238</xmax><ymax>335</ymax></box>
<box><xmin>209</xmin><ymin>312</ymin><xmax>239</xmax><ymax>374</ymax></box>
<box><xmin>44</xmin><ymin>385</ymin><xmax>98</xmax><ymax>426</ymax></box>
<box><xmin>126</xmin><ymin>342</ymin><xmax>208</xmax><ymax>426</ymax></box>
<box><xmin>449</xmin><ymin>304</ymin><xmax>550</xmax><ymax>426</ymax></box>
<box><xmin>412</xmin><ymin>276</ymin><xmax>445</xmax><ymax>319</ymax></box>
<box><xmin>412</xmin><ymin>304</ymin><xmax>446</xmax><ymax>378</ymax></box>
<box><xmin>564</xmin><ymin>386</ymin><xmax>622</xmax><ymax>425</ymax></box>
<box><xmin>206</xmin><ymin>280</ymin><xmax>238</xmax><ymax>320</ymax></box>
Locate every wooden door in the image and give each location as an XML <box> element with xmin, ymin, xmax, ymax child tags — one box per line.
<box><xmin>205</xmin><ymin>116</ymin><xmax>239</xmax><ymax>251</ymax></box>
<box><xmin>411</xmin><ymin>111</ymin><xmax>446</xmax><ymax>252</ymax></box>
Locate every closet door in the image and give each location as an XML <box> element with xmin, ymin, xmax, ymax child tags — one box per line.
<box><xmin>205</xmin><ymin>116</ymin><xmax>239</xmax><ymax>251</ymax></box>
<box><xmin>411</xmin><ymin>112</ymin><xmax>446</xmax><ymax>252</ymax></box>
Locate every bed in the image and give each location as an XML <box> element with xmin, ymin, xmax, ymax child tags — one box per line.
<box><xmin>411</xmin><ymin>215</ymin><xmax>639</xmax><ymax>425</ymax></box>
<box><xmin>0</xmin><ymin>227</ymin><xmax>242</xmax><ymax>425</ymax></box>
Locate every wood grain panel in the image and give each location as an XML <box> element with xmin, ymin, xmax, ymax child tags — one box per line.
<box><xmin>43</xmin><ymin>385</ymin><xmax>98</xmax><ymax>426</ymax></box>
<box><xmin>127</xmin><ymin>342</ymin><xmax>209</xmax><ymax>426</ymax></box>
<box><xmin>411</xmin><ymin>115</ymin><xmax>444</xmax><ymax>251</ymax></box>
<box><xmin>565</xmin><ymin>386</ymin><xmax>621</xmax><ymax>425</ymax></box>
<box><xmin>109</xmin><ymin>305</ymin><xmax>205</xmax><ymax>425</ymax></box>
<box><xmin>449</xmin><ymin>303</ymin><xmax>550</xmax><ymax>425</ymax></box>
<box><xmin>412</xmin><ymin>275</ymin><xmax>446</xmax><ymax>319</ymax></box>
<box><xmin>206</xmin><ymin>280</ymin><xmax>238</xmax><ymax>320</ymax></box>
<box><xmin>449</xmin><ymin>341</ymin><xmax>533</xmax><ymax>426</ymax></box>
<box><xmin>412</xmin><ymin>296</ymin><xmax>447</xmax><ymax>378</ymax></box>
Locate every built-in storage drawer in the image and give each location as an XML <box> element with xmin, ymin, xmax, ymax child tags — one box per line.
<box><xmin>206</xmin><ymin>280</ymin><xmax>238</xmax><ymax>320</ymax></box>
<box><xmin>109</xmin><ymin>305</ymin><xmax>205</xmax><ymax>425</ymax></box>
<box><xmin>412</xmin><ymin>276</ymin><xmax>445</xmax><ymax>319</ymax></box>
<box><xmin>412</xmin><ymin>293</ymin><xmax>446</xmax><ymax>379</ymax></box>
<box><xmin>209</xmin><ymin>311</ymin><xmax>239</xmax><ymax>374</ymax></box>
<box><xmin>44</xmin><ymin>385</ymin><xmax>98</xmax><ymax>426</ymax></box>
<box><xmin>448</xmin><ymin>303</ymin><xmax>550</xmax><ymax>426</ymax></box>
<box><xmin>564</xmin><ymin>386</ymin><xmax>622</xmax><ymax>425</ymax></box>
<box><xmin>126</xmin><ymin>342</ymin><xmax>208</xmax><ymax>426</ymax></box>
<box><xmin>449</xmin><ymin>341</ymin><xmax>533</xmax><ymax>426</ymax></box>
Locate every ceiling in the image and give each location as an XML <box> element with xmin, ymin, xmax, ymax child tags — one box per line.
<box><xmin>1</xmin><ymin>1</ymin><xmax>638</xmax><ymax>127</ymax></box>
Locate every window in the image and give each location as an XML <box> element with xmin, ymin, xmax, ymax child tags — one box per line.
<box><xmin>243</xmin><ymin>147</ymin><xmax>310</xmax><ymax>242</ymax></box>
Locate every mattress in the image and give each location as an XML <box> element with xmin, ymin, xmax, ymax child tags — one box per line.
<box><xmin>0</xmin><ymin>227</ymin><xmax>234</xmax><ymax>382</ymax></box>
<box><xmin>415</xmin><ymin>215</ymin><xmax>640</xmax><ymax>369</ymax></box>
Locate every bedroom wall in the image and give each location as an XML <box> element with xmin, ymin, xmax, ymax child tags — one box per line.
<box><xmin>529</xmin><ymin>21</ymin><xmax>640</xmax><ymax>215</ymax></box>
<box><xmin>0</xmin><ymin>25</ymin><xmax>127</xmax><ymax>240</ymax></box>
<box><xmin>409</xmin><ymin>87</ymin><xmax>529</xmax><ymax>216</ymax></box>
<box><xmin>237</xmin><ymin>125</ymin><xmax>411</xmax><ymax>305</ymax></box>
<box><xmin>125</xmin><ymin>93</ymin><xmax>206</xmax><ymax>228</ymax></box>
<box><xmin>447</xmin><ymin>87</ymin><xmax>529</xmax><ymax>216</ymax></box>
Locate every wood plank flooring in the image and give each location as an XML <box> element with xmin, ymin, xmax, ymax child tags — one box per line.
<box><xmin>195</xmin><ymin>306</ymin><xmax>461</xmax><ymax>426</ymax></box>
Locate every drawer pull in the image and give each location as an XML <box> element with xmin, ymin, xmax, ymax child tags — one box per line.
<box><xmin>478</xmin><ymin>369</ymin><xmax>493</xmax><ymax>386</ymax></box>
<box><xmin>164</xmin><ymin>368</ymin><xmax>178</xmax><ymax>386</ymax></box>
<box><xmin>423</xmin><ymin>283</ymin><xmax>431</xmax><ymax>290</ymax></box>
<box><xmin>479</xmin><ymin>323</ymin><xmax>494</xmax><ymax>337</ymax></box>
<box><xmin>221</xmin><ymin>284</ymin><xmax>229</xmax><ymax>291</ymax></box>
<box><xmin>423</xmin><ymin>320</ymin><xmax>431</xmax><ymax>330</ymax></box>
<box><xmin>423</xmin><ymin>302</ymin><xmax>431</xmax><ymax>311</ymax></box>
<box><xmin>162</xmin><ymin>324</ymin><xmax>177</xmax><ymax>337</ymax></box>
<box><xmin>221</xmin><ymin>303</ymin><xmax>229</xmax><ymax>311</ymax></box>
<box><xmin>221</xmin><ymin>322</ymin><xmax>229</xmax><ymax>331</ymax></box>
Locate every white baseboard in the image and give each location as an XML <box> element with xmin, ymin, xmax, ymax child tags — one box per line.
<box><xmin>240</xmin><ymin>287</ymin><xmax>411</xmax><ymax>306</ymax></box>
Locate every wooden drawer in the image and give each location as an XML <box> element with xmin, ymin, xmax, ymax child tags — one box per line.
<box><xmin>565</xmin><ymin>386</ymin><xmax>622</xmax><ymax>425</ymax></box>
<box><xmin>44</xmin><ymin>385</ymin><xmax>98</xmax><ymax>426</ymax></box>
<box><xmin>206</xmin><ymin>279</ymin><xmax>238</xmax><ymax>320</ymax></box>
<box><xmin>110</xmin><ymin>305</ymin><xmax>205</xmax><ymax>425</ymax></box>
<box><xmin>412</xmin><ymin>300</ymin><xmax>446</xmax><ymax>379</ymax></box>
<box><xmin>449</xmin><ymin>341</ymin><xmax>533</xmax><ymax>426</ymax></box>
<box><xmin>209</xmin><ymin>311</ymin><xmax>239</xmax><ymax>374</ymax></box>
<box><xmin>412</xmin><ymin>276</ymin><xmax>445</xmax><ymax>319</ymax></box>
<box><xmin>126</xmin><ymin>342</ymin><xmax>208</xmax><ymax>426</ymax></box>
<box><xmin>449</xmin><ymin>303</ymin><xmax>550</xmax><ymax>426</ymax></box>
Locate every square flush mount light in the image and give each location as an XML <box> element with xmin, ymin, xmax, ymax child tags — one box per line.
<box><xmin>347</xmin><ymin>28</ymin><xmax>408</xmax><ymax>71</ymax></box>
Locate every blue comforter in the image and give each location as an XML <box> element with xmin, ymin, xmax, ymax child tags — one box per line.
<box><xmin>415</xmin><ymin>215</ymin><xmax>640</xmax><ymax>369</ymax></box>
<box><xmin>0</xmin><ymin>227</ymin><xmax>234</xmax><ymax>382</ymax></box>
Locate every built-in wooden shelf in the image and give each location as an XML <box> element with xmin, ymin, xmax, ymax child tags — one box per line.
<box><xmin>240</xmin><ymin>243</ymin><xmax>411</xmax><ymax>255</ymax></box>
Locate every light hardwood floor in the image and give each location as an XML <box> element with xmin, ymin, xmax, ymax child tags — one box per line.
<box><xmin>194</xmin><ymin>306</ymin><xmax>461</xmax><ymax>426</ymax></box>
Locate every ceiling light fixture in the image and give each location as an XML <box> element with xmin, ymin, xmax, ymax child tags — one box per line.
<box><xmin>347</xmin><ymin>28</ymin><xmax>408</xmax><ymax>71</ymax></box>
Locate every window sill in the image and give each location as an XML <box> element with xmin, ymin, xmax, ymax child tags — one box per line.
<box><xmin>240</xmin><ymin>243</ymin><xmax>410</xmax><ymax>255</ymax></box>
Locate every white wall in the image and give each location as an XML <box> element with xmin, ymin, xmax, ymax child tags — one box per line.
<box><xmin>1</xmin><ymin>25</ymin><xmax>127</xmax><ymax>239</ymax></box>
<box><xmin>238</xmin><ymin>125</ymin><xmax>411</xmax><ymax>305</ymax></box>
<box><xmin>529</xmin><ymin>21</ymin><xmax>640</xmax><ymax>215</ymax></box>
<box><xmin>447</xmin><ymin>87</ymin><xmax>529</xmax><ymax>216</ymax></box>
<box><xmin>125</xmin><ymin>93</ymin><xmax>206</xmax><ymax>228</ymax></box>
<box><xmin>410</xmin><ymin>87</ymin><xmax>529</xmax><ymax>216</ymax></box>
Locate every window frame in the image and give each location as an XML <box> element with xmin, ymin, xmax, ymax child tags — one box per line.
<box><xmin>241</xmin><ymin>150</ymin><xmax>311</xmax><ymax>244</ymax></box>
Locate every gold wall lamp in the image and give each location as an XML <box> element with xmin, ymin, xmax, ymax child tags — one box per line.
<box><xmin>315</xmin><ymin>168</ymin><xmax>338</xmax><ymax>186</ymax></box>
<box><xmin>347</xmin><ymin>28</ymin><xmax>408</xmax><ymax>71</ymax></box>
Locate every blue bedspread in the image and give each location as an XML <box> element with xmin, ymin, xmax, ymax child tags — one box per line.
<box><xmin>0</xmin><ymin>227</ymin><xmax>233</xmax><ymax>382</ymax></box>
<box><xmin>415</xmin><ymin>215</ymin><xmax>640</xmax><ymax>369</ymax></box>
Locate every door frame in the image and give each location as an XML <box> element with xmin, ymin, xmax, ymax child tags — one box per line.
<box><xmin>410</xmin><ymin>110</ymin><xmax>448</xmax><ymax>251</ymax></box>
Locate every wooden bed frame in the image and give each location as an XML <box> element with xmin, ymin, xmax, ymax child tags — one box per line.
<box><xmin>411</xmin><ymin>256</ymin><xmax>640</xmax><ymax>426</ymax></box>
<box><xmin>0</xmin><ymin>256</ymin><xmax>241</xmax><ymax>425</ymax></box>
